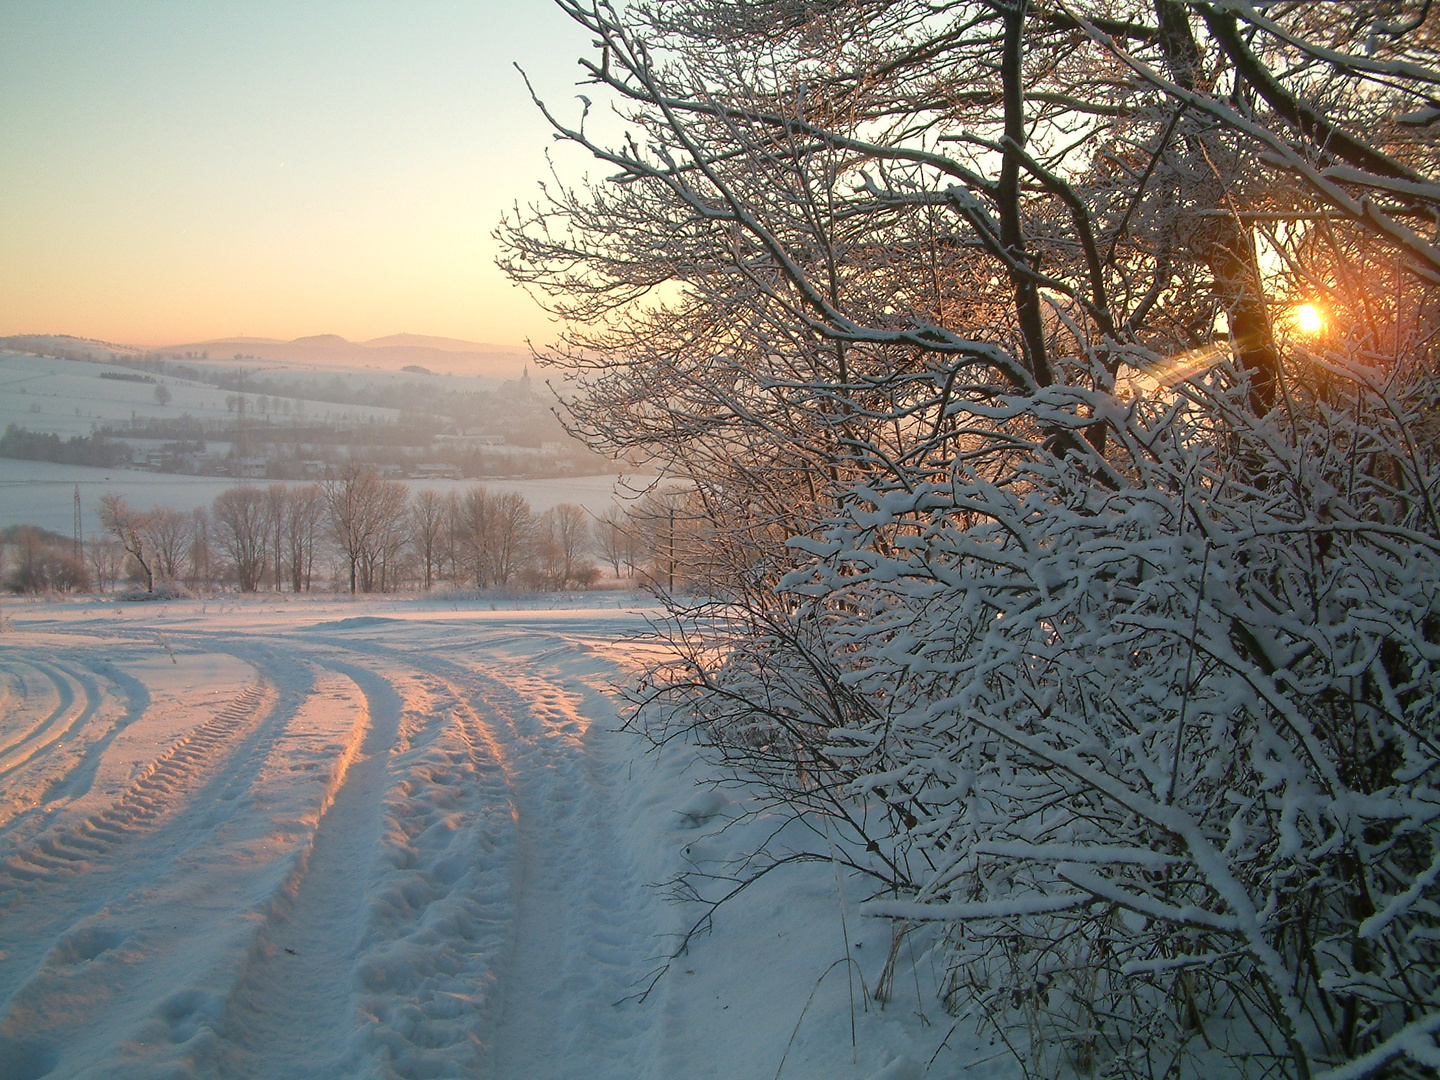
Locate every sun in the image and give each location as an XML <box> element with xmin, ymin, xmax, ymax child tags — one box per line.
<box><xmin>1293</xmin><ymin>303</ymin><xmax>1325</xmax><ymax>335</ymax></box>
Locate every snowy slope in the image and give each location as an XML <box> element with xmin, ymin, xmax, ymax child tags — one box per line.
<box><xmin>0</xmin><ymin>595</ymin><xmax>974</xmax><ymax>1080</ymax></box>
<box><xmin>0</xmin><ymin>353</ymin><xmax>399</xmax><ymax>438</ymax></box>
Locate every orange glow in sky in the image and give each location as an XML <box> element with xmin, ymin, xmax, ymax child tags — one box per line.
<box><xmin>0</xmin><ymin>2</ymin><xmax>593</xmax><ymax>349</ymax></box>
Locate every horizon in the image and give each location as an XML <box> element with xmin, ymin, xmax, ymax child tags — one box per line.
<box><xmin>0</xmin><ymin>2</ymin><xmax>593</xmax><ymax>349</ymax></box>
<box><xmin>0</xmin><ymin>328</ymin><xmax>536</xmax><ymax>380</ymax></box>
<box><xmin>4</xmin><ymin>329</ymin><xmax>533</xmax><ymax>354</ymax></box>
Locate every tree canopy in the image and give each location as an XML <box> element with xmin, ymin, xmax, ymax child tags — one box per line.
<box><xmin>503</xmin><ymin>3</ymin><xmax>1440</xmax><ymax>1076</ymax></box>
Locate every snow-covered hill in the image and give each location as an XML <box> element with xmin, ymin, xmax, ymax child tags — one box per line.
<box><xmin>0</xmin><ymin>352</ymin><xmax>399</xmax><ymax>440</ymax></box>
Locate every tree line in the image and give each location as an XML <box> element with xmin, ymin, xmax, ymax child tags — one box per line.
<box><xmin>0</xmin><ymin>424</ymin><xmax>132</xmax><ymax>468</ymax></box>
<box><xmin>3</xmin><ymin>467</ymin><xmax>683</xmax><ymax>595</ymax></box>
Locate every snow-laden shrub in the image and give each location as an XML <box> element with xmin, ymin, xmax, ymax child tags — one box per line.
<box><xmin>114</xmin><ymin>583</ymin><xmax>192</xmax><ymax>602</ymax></box>
<box><xmin>636</xmin><ymin>353</ymin><xmax>1440</xmax><ymax>1079</ymax></box>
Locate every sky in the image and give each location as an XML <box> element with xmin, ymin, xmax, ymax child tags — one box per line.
<box><xmin>0</xmin><ymin>1</ymin><xmax>598</xmax><ymax>349</ymax></box>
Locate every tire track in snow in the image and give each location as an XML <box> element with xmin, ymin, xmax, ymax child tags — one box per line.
<box><xmin>0</xmin><ymin>659</ymin><xmax>68</xmax><ymax>763</ymax></box>
<box><xmin>0</xmin><ymin>681</ymin><xmax>268</xmax><ymax>903</ymax></box>
<box><xmin>232</xmin><ymin>628</ymin><xmax>568</xmax><ymax>1080</ymax></box>
<box><xmin>336</xmin><ymin>631</ymin><xmax>659</xmax><ymax>1080</ymax></box>
<box><xmin>212</xmin><ymin>658</ymin><xmax>400</xmax><ymax>1080</ymax></box>
<box><xmin>0</xmin><ymin>658</ymin><xmax>90</xmax><ymax>781</ymax></box>
<box><xmin>475</xmin><ymin>664</ymin><xmax>657</xmax><ymax>1080</ymax></box>
<box><xmin>0</xmin><ymin>640</ymin><xmax>329</xmax><ymax>1077</ymax></box>
<box><xmin>0</xmin><ymin>644</ymin><xmax>304</xmax><ymax>1022</ymax></box>
<box><xmin>277</xmin><ymin>626</ymin><xmax>664</xmax><ymax>1078</ymax></box>
<box><xmin>336</xmin><ymin>652</ymin><xmax>520</xmax><ymax>1080</ymax></box>
<box><xmin>0</xmin><ymin>667</ymin><xmax>18</xmax><ymax>731</ymax></box>
<box><xmin>200</xmin><ymin>642</ymin><xmax>524</xmax><ymax>1080</ymax></box>
<box><xmin>0</xmin><ymin>656</ymin><xmax>153</xmax><ymax>849</ymax></box>
<box><xmin>43</xmin><ymin>658</ymin><xmax>151</xmax><ymax>806</ymax></box>
<box><xmin>0</xmin><ymin>613</ymin><xmax>664</xmax><ymax>1080</ymax></box>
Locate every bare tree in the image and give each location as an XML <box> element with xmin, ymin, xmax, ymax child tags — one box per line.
<box><xmin>323</xmin><ymin>465</ymin><xmax>382</xmax><ymax>595</ymax></box>
<box><xmin>410</xmin><ymin>489</ymin><xmax>447</xmax><ymax>591</ymax></box>
<box><xmin>143</xmin><ymin>507</ymin><xmax>190</xmax><ymax>585</ymax></box>
<box><xmin>321</xmin><ymin>465</ymin><xmax>410</xmax><ymax>593</ymax></box>
<box><xmin>455</xmin><ymin>485</ymin><xmax>494</xmax><ymax>588</ymax></box>
<box><xmin>439</xmin><ymin>490</ymin><xmax>462</xmax><ymax>585</ymax></box>
<box><xmin>536</xmin><ymin>502</ymin><xmax>594</xmax><ymax>589</ymax></box>
<box><xmin>592</xmin><ymin>506</ymin><xmax>630</xmax><ymax>578</ymax></box>
<box><xmin>211</xmin><ymin>486</ymin><xmax>271</xmax><ymax>592</ymax></box>
<box><xmin>5</xmin><ymin>527</ymin><xmax>88</xmax><ymax>593</ymax></box>
<box><xmin>452</xmin><ymin>485</ymin><xmax>540</xmax><ymax>590</ymax></box>
<box><xmin>187</xmin><ymin>507</ymin><xmax>211</xmax><ymax>589</ymax></box>
<box><xmin>366</xmin><ymin>480</ymin><xmax>411</xmax><ymax>592</ymax></box>
<box><xmin>265</xmin><ymin>484</ymin><xmax>288</xmax><ymax>591</ymax></box>
<box><xmin>98</xmin><ymin>494</ymin><xmax>153</xmax><ymax>592</ymax></box>
<box><xmin>485</xmin><ymin>491</ymin><xmax>534</xmax><ymax>589</ymax></box>
<box><xmin>86</xmin><ymin>537</ymin><xmax>124</xmax><ymax>593</ymax></box>
<box><xmin>627</xmin><ymin>490</ymin><xmax>699</xmax><ymax>593</ymax></box>
<box><xmin>283</xmin><ymin>484</ymin><xmax>324</xmax><ymax>592</ymax></box>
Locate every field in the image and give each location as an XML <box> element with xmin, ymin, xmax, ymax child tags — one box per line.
<box><xmin>0</xmin><ymin>353</ymin><xmax>401</xmax><ymax>439</ymax></box>
<box><xmin>0</xmin><ymin>594</ymin><xmax>966</xmax><ymax>1080</ymax></box>
<box><xmin>0</xmin><ymin>350</ymin><xmax>651</xmax><ymax>542</ymax></box>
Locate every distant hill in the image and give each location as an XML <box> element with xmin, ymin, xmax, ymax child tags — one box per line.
<box><xmin>163</xmin><ymin>334</ymin><xmax>531</xmax><ymax>378</ymax></box>
<box><xmin>0</xmin><ymin>332</ymin><xmax>534</xmax><ymax>379</ymax></box>
<box><xmin>0</xmin><ymin>335</ymin><xmax>144</xmax><ymax>362</ymax></box>
<box><xmin>363</xmin><ymin>333</ymin><xmax>508</xmax><ymax>353</ymax></box>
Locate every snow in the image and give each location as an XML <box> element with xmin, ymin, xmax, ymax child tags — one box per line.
<box><xmin>0</xmin><ymin>459</ymin><xmax>256</xmax><ymax>537</ymax></box>
<box><xmin>0</xmin><ymin>353</ymin><xmax>399</xmax><ymax>438</ymax></box>
<box><xmin>0</xmin><ymin>593</ymin><xmax>963</xmax><ymax>1079</ymax></box>
<box><xmin>0</xmin><ymin>352</ymin><xmax>660</xmax><ymax>536</ymax></box>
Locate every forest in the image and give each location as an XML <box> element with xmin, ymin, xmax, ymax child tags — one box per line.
<box><xmin>498</xmin><ymin>2</ymin><xmax>1440</xmax><ymax>1077</ymax></box>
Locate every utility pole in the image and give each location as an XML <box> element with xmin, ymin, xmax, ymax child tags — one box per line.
<box><xmin>73</xmin><ymin>485</ymin><xmax>82</xmax><ymax>561</ymax></box>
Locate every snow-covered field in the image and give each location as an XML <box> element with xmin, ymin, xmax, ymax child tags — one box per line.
<box><xmin>0</xmin><ymin>353</ymin><xmax>399</xmax><ymax>439</ymax></box>
<box><xmin>0</xmin><ymin>351</ymin><xmax>648</xmax><ymax>537</ymax></box>
<box><xmin>0</xmin><ymin>594</ymin><xmax>964</xmax><ymax>1080</ymax></box>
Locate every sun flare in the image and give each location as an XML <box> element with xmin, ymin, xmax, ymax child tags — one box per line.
<box><xmin>1293</xmin><ymin>303</ymin><xmax>1325</xmax><ymax>335</ymax></box>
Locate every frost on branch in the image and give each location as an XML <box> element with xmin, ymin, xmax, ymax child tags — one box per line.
<box><xmin>767</xmin><ymin>359</ymin><xmax>1439</xmax><ymax>1078</ymax></box>
<box><xmin>504</xmin><ymin>1</ymin><xmax>1440</xmax><ymax>1074</ymax></box>
<box><xmin>631</xmin><ymin>352</ymin><xmax>1440</xmax><ymax>1077</ymax></box>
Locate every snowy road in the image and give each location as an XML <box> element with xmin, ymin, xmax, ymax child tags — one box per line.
<box><xmin>0</xmin><ymin>597</ymin><xmax>676</xmax><ymax>1080</ymax></box>
<box><xmin>0</xmin><ymin>595</ymin><xmax>957</xmax><ymax>1080</ymax></box>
